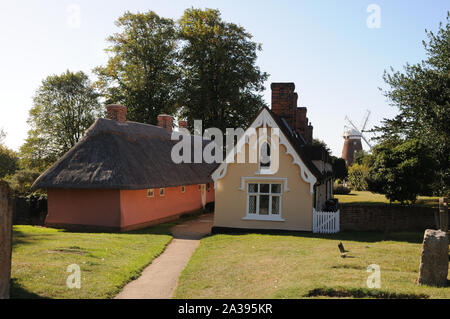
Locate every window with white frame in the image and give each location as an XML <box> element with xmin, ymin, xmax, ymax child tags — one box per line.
<box><xmin>147</xmin><ymin>189</ymin><xmax>154</xmax><ymax>198</ymax></box>
<box><xmin>159</xmin><ymin>188</ymin><xmax>165</xmax><ymax>196</ymax></box>
<box><xmin>246</xmin><ymin>183</ymin><xmax>282</xmax><ymax>218</ymax></box>
<box><xmin>181</xmin><ymin>186</ymin><xmax>185</xmax><ymax>193</ymax></box>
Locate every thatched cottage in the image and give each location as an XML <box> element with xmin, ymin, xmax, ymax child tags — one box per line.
<box><xmin>33</xmin><ymin>105</ymin><xmax>216</xmax><ymax>231</ymax></box>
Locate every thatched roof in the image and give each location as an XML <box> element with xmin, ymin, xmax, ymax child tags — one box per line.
<box><xmin>33</xmin><ymin>118</ymin><xmax>218</xmax><ymax>190</ymax></box>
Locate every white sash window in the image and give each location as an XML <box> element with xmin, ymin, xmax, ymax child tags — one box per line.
<box><xmin>244</xmin><ymin>183</ymin><xmax>284</xmax><ymax>221</ymax></box>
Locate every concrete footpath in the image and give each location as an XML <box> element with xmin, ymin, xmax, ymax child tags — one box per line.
<box><xmin>115</xmin><ymin>214</ymin><xmax>213</xmax><ymax>299</ymax></box>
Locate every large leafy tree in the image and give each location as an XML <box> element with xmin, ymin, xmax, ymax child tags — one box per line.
<box><xmin>20</xmin><ymin>70</ymin><xmax>101</xmax><ymax>171</ymax></box>
<box><xmin>376</xmin><ymin>13</ymin><xmax>449</xmax><ymax>195</ymax></box>
<box><xmin>178</xmin><ymin>8</ymin><xmax>268</xmax><ymax>131</ymax></box>
<box><xmin>95</xmin><ymin>11</ymin><xmax>180</xmax><ymax>124</ymax></box>
<box><xmin>366</xmin><ymin>139</ymin><xmax>437</xmax><ymax>204</ymax></box>
<box><xmin>331</xmin><ymin>157</ymin><xmax>348</xmax><ymax>181</ymax></box>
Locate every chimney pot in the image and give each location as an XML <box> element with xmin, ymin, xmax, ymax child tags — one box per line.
<box><xmin>106</xmin><ymin>104</ymin><xmax>127</xmax><ymax>123</ymax></box>
<box><xmin>157</xmin><ymin>114</ymin><xmax>174</xmax><ymax>133</ymax></box>
<box><xmin>178</xmin><ymin>120</ymin><xmax>188</xmax><ymax>130</ymax></box>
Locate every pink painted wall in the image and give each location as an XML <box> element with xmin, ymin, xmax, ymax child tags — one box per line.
<box><xmin>120</xmin><ymin>183</ymin><xmax>215</xmax><ymax>229</ymax></box>
<box><xmin>46</xmin><ymin>183</ymin><xmax>214</xmax><ymax>230</ymax></box>
<box><xmin>46</xmin><ymin>189</ymin><xmax>121</xmax><ymax>228</ymax></box>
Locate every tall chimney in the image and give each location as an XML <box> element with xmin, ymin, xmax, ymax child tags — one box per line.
<box><xmin>294</xmin><ymin>107</ymin><xmax>307</xmax><ymax>139</ymax></box>
<box><xmin>106</xmin><ymin>104</ymin><xmax>127</xmax><ymax>123</ymax></box>
<box><xmin>157</xmin><ymin>114</ymin><xmax>174</xmax><ymax>133</ymax></box>
<box><xmin>271</xmin><ymin>83</ymin><xmax>296</xmax><ymax>129</ymax></box>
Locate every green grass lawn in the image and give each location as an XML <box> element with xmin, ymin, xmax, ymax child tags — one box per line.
<box><xmin>335</xmin><ymin>191</ymin><xmax>440</xmax><ymax>207</ymax></box>
<box><xmin>11</xmin><ymin>224</ymin><xmax>173</xmax><ymax>299</ymax></box>
<box><xmin>174</xmin><ymin>231</ymin><xmax>450</xmax><ymax>299</ymax></box>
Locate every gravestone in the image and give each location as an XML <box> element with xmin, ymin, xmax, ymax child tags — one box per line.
<box><xmin>439</xmin><ymin>197</ymin><xmax>448</xmax><ymax>232</ymax></box>
<box><xmin>0</xmin><ymin>181</ymin><xmax>13</xmax><ymax>299</ymax></box>
<box><xmin>418</xmin><ymin>229</ymin><xmax>448</xmax><ymax>287</ymax></box>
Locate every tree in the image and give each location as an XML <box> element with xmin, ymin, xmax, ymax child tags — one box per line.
<box><xmin>332</xmin><ymin>157</ymin><xmax>348</xmax><ymax>180</ymax></box>
<box><xmin>0</xmin><ymin>129</ymin><xmax>18</xmax><ymax>179</ymax></box>
<box><xmin>20</xmin><ymin>70</ymin><xmax>101</xmax><ymax>171</ymax></box>
<box><xmin>4</xmin><ymin>169</ymin><xmax>42</xmax><ymax>196</ymax></box>
<box><xmin>348</xmin><ymin>163</ymin><xmax>369</xmax><ymax>191</ymax></box>
<box><xmin>366</xmin><ymin>139</ymin><xmax>437</xmax><ymax>204</ymax></box>
<box><xmin>95</xmin><ymin>11</ymin><xmax>180</xmax><ymax>124</ymax></box>
<box><xmin>178</xmin><ymin>8</ymin><xmax>268</xmax><ymax>132</ymax></box>
<box><xmin>0</xmin><ymin>146</ymin><xmax>18</xmax><ymax>179</ymax></box>
<box><xmin>376</xmin><ymin>13</ymin><xmax>449</xmax><ymax>195</ymax></box>
<box><xmin>312</xmin><ymin>139</ymin><xmax>331</xmax><ymax>155</ymax></box>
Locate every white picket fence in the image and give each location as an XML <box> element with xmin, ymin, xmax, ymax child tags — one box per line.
<box><xmin>313</xmin><ymin>209</ymin><xmax>340</xmax><ymax>234</ymax></box>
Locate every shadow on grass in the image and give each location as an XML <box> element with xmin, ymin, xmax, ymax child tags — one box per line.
<box><xmin>273</xmin><ymin>286</ymin><xmax>429</xmax><ymax>299</ymax></box>
<box><xmin>12</xmin><ymin>228</ymin><xmax>59</xmax><ymax>248</ymax></box>
<box><xmin>211</xmin><ymin>229</ymin><xmax>425</xmax><ymax>244</ymax></box>
<box><xmin>9</xmin><ymin>278</ymin><xmax>49</xmax><ymax>299</ymax></box>
<box><xmin>53</xmin><ymin>212</ymin><xmax>212</xmax><ymax>235</ymax></box>
<box><xmin>305</xmin><ymin>287</ymin><xmax>428</xmax><ymax>299</ymax></box>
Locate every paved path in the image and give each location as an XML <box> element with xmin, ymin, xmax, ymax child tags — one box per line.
<box><xmin>115</xmin><ymin>214</ymin><xmax>213</xmax><ymax>299</ymax></box>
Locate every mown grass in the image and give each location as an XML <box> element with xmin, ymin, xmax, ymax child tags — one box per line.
<box><xmin>335</xmin><ymin>191</ymin><xmax>439</xmax><ymax>208</ymax></box>
<box><xmin>174</xmin><ymin>231</ymin><xmax>450</xmax><ymax>299</ymax></box>
<box><xmin>11</xmin><ymin>224</ymin><xmax>173</xmax><ymax>299</ymax></box>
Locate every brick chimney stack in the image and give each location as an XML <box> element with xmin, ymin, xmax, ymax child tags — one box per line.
<box><xmin>271</xmin><ymin>83</ymin><xmax>296</xmax><ymax>129</ymax></box>
<box><xmin>106</xmin><ymin>104</ymin><xmax>127</xmax><ymax>123</ymax></box>
<box><xmin>157</xmin><ymin>114</ymin><xmax>174</xmax><ymax>133</ymax></box>
<box><xmin>270</xmin><ymin>83</ymin><xmax>313</xmax><ymax>144</ymax></box>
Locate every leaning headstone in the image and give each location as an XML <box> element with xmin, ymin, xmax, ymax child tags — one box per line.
<box><xmin>0</xmin><ymin>181</ymin><xmax>13</xmax><ymax>299</ymax></box>
<box><xmin>418</xmin><ymin>229</ymin><xmax>449</xmax><ymax>287</ymax></box>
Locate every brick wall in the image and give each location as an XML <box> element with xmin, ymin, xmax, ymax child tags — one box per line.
<box><xmin>340</xmin><ymin>204</ymin><xmax>439</xmax><ymax>232</ymax></box>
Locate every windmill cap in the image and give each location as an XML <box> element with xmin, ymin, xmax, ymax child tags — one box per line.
<box><xmin>343</xmin><ymin>128</ymin><xmax>361</xmax><ymax>138</ymax></box>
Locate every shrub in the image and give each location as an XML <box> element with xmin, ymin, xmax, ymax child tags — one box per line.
<box><xmin>366</xmin><ymin>139</ymin><xmax>437</xmax><ymax>204</ymax></box>
<box><xmin>333</xmin><ymin>184</ymin><xmax>351</xmax><ymax>195</ymax></box>
<box><xmin>348</xmin><ymin>163</ymin><xmax>369</xmax><ymax>191</ymax></box>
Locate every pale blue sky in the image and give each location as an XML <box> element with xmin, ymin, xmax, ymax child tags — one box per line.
<box><xmin>0</xmin><ymin>0</ymin><xmax>448</xmax><ymax>156</ymax></box>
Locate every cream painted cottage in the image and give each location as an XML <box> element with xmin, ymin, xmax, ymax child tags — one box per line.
<box><xmin>211</xmin><ymin>83</ymin><xmax>335</xmax><ymax>233</ymax></box>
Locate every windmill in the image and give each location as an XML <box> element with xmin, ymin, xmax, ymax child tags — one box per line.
<box><xmin>341</xmin><ymin>110</ymin><xmax>372</xmax><ymax>165</ymax></box>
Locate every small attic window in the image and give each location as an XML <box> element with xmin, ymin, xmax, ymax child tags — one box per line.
<box><xmin>260</xmin><ymin>142</ymin><xmax>271</xmax><ymax>168</ymax></box>
<box><xmin>181</xmin><ymin>186</ymin><xmax>185</xmax><ymax>193</ymax></box>
<box><xmin>147</xmin><ymin>189</ymin><xmax>154</xmax><ymax>198</ymax></box>
<box><xmin>159</xmin><ymin>188</ymin><xmax>165</xmax><ymax>197</ymax></box>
